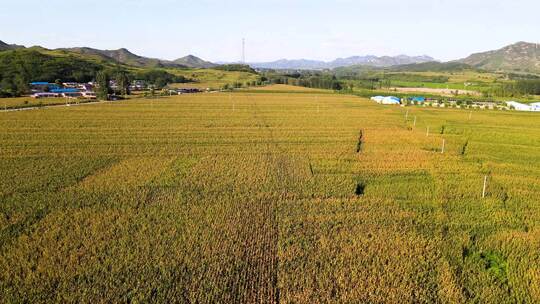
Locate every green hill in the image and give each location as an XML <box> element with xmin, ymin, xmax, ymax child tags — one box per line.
<box><xmin>0</xmin><ymin>45</ymin><xmax>260</xmax><ymax>97</ymax></box>
<box><xmin>0</xmin><ymin>40</ymin><xmax>203</xmax><ymax>69</ymax></box>
<box><xmin>0</xmin><ymin>48</ymin><xmax>192</xmax><ymax>95</ymax></box>
<box><xmin>0</xmin><ymin>49</ymin><xmax>104</xmax><ymax>96</ymax></box>
<box><xmin>458</xmin><ymin>42</ymin><xmax>540</xmax><ymax>74</ymax></box>
<box><xmin>173</xmin><ymin>55</ymin><xmax>216</xmax><ymax>68</ymax></box>
<box><xmin>59</xmin><ymin>47</ymin><xmax>186</xmax><ymax>68</ymax></box>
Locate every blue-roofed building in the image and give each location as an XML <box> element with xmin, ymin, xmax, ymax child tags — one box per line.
<box><xmin>409</xmin><ymin>96</ymin><xmax>426</xmax><ymax>103</ymax></box>
<box><xmin>51</xmin><ymin>88</ymin><xmax>79</xmax><ymax>94</ymax></box>
<box><xmin>29</xmin><ymin>82</ymin><xmax>61</xmax><ymax>93</ymax></box>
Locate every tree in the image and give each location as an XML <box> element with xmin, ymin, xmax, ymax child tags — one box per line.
<box><xmin>96</xmin><ymin>71</ymin><xmax>110</xmax><ymax>100</ymax></box>
<box><xmin>13</xmin><ymin>75</ymin><xmax>28</xmax><ymax>96</ymax></box>
<box><xmin>134</xmin><ymin>70</ymin><xmax>188</xmax><ymax>89</ymax></box>
<box><xmin>116</xmin><ymin>71</ymin><xmax>130</xmax><ymax>96</ymax></box>
<box><xmin>155</xmin><ymin>77</ymin><xmax>167</xmax><ymax>89</ymax></box>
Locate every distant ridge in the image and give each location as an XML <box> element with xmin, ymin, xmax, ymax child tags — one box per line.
<box><xmin>0</xmin><ymin>40</ymin><xmax>217</xmax><ymax>69</ymax></box>
<box><xmin>59</xmin><ymin>47</ymin><xmax>186</xmax><ymax>68</ymax></box>
<box><xmin>457</xmin><ymin>41</ymin><xmax>540</xmax><ymax>73</ymax></box>
<box><xmin>4</xmin><ymin>39</ymin><xmax>540</xmax><ymax>73</ymax></box>
<box><xmin>0</xmin><ymin>40</ymin><xmax>24</xmax><ymax>51</ymax></box>
<box><xmin>249</xmin><ymin>55</ymin><xmax>435</xmax><ymax>70</ymax></box>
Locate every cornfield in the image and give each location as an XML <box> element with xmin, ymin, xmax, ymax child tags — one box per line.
<box><xmin>1</xmin><ymin>87</ymin><xmax>539</xmax><ymax>303</ymax></box>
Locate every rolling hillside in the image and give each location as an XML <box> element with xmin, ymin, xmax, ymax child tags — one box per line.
<box><xmin>59</xmin><ymin>47</ymin><xmax>186</xmax><ymax>68</ymax></box>
<box><xmin>0</xmin><ymin>42</ymin><xmax>260</xmax><ymax>96</ymax></box>
<box><xmin>0</xmin><ymin>40</ymin><xmax>218</xmax><ymax>69</ymax></box>
<box><xmin>458</xmin><ymin>42</ymin><xmax>540</xmax><ymax>73</ymax></box>
<box><xmin>174</xmin><ymin>55</ymin><xmax>216</xmax><ymax>68</ymax></box>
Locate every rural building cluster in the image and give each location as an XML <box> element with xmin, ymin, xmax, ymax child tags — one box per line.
<box><xmin>30</xmin><ymin>82</ymin><xmax>97</xmax><ymax>99</ymax></box>
<box><xmin>30</xmin><ymin>80</ymin><xmax>154</xmax><ymax>99</ymax></box>
<box><xmin>29</xmin><ymin>81</ymin><xmax>202</xmax><ymax>100</ymax></box>
<box><xmin>370</xmin><ymin>95</ymin><xmax>540</xmax><ymax>112</ymax></box>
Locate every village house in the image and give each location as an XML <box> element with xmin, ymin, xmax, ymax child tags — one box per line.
<box><xmin>30</xmin><ymin>82</ymin><xmax>96</xmax><ymax>99</ymax></box>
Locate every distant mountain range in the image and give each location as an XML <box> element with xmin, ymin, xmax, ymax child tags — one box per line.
<box><xmin>248</xmin><ymin>55</ymin><xmax>435</xmax><ymax>70</ymax></box>
<box><xmin>248</xmin><ymin>42</ymin><xmax>540</xmax><ymax>74</ymax></box>
<box><xmin>0</xmin><ymin>40</ymin><xmax>216</xmax><ymax>69</ymax></box>
<box><xmin>456</xmin><ymin>41</ymin><xmax>540</xmax><ymax>74</ymax></box>
<box><xmin>324</xmin><ymin>42</ymin><xmax>540</xmax><ymax>74</ymax></box>
<box><xmin>2</xmin><ymin>39</ymin><xmax>540</xmax><ymax>73</ymax></box>
<box><xmin>58</xmin><ymin>47</ymin><xmax>185</xmax><ymax>68</ymax></box>
<box><xmin>59</xmin><ymin>47</ymin><xmax>217</xmax><ymax>69</ymax></box>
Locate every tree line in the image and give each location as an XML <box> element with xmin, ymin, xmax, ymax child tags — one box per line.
<box><xmin>488</xmin><ymin>80</ymin><xmax>540</xmax><ymax>97</ymax></box>
<box><xmin>262</xmin><ymin>71</ymin><xmax>344</xmax><ymax>90</ymax></box>
<box><xmin>94</xmin><ymin>70</ymin><xmax>190</xmax><ymax>99</ymax></box>
<box><xmin>214</xmin><ymin>64</ymin><xmax>257</xmax><ymax>73</ymax></box>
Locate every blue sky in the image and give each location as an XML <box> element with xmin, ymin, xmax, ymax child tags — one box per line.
<box><xmin>1</xmin><ymin>0</ymin><xmax>538</xmax><ymax>62</ymax></box>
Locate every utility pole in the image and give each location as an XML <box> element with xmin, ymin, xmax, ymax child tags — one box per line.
<box><xmin>426</xmin><ymin>126</ymin><xmax>430</xmax><ymax>137</ymax></box>
<box><xmin>441</xmin><ymin>139</ymin><xmax>446</xmax><ymax>154</ymax></box>
<box><xmin>482</xmin><ymin>175</ymin><xmax>488</xmax><ymax>198</ymax></box>
<box><xmin>413</xmin><ymin>116</ymin><xmax>417</xmax><ymax>127</ymax></box>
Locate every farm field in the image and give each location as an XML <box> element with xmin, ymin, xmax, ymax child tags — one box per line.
<box><xmin>386</xmin><ymin>80</ymin><xmax>493</xmax><ymax>92</ymax></box>
<box><xmin>395</xmin><ymin>71</ymin><xmax>502</xmax><ymax>83</ymax></box>
<box><xmin>1</xmin><ymin>86</ymin><xmax>539</xmax><ymax>303</ymax></box>
<box><xmin>0</xmin><ymin>97</ymin><xmax>97</xmax><ymax>110</ymax></box>
<box><xmin>167</xmin><ymin>68</ymin><xmax>260</xmax><ymax>90</ymax></box>
<box><xmin>247</xmin><ymin>84</ymin><xmax>332</xmax><ymax>92</ymax></box>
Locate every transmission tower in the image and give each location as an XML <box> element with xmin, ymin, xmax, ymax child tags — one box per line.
<box><xmin>242</xmin><ymin>38</ymin><xmax>246</xmax><ymax>63</ymax></box>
